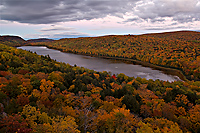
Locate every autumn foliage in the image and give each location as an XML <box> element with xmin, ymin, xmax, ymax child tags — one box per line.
<box><xmin>28</xmin><ymin>31</ymin><xmax>200</xmax><ymax>81</ymax></box>
<box><xmin>0</xmin><ymin>32</ymin><xmax>200</xmax><ymax>133</ymax></box>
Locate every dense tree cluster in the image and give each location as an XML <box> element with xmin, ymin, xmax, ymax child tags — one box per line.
<box><xmin>0</xmin><ymin>42</ymin><xmax>200</xmax><ymax>132</ymax></box>
<box><xmin>29</xmin><ymin>31</ymin><xmax>200</xmax><ymax>81</ymax></box>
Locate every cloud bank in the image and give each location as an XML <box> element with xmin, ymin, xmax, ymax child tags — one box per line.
<box><xmin>1</xmin><ymin>0</ymin><xmax>199</xmax><ymax>25</ymax></box>
<box><xmin>1</xmin><ymin>0</ymin><xmax>136</xmax><ymax>24</ymax></box>
<box><xmin>1</xmin><ymin>0</ymin><xmax>200</xmax><ymax>39</ymax></box>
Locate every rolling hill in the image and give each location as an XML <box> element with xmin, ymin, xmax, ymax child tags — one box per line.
<box><xmin>27</xmin><ymin>31</ymin><xmax>200</xmax><ymax>81</ymax></box>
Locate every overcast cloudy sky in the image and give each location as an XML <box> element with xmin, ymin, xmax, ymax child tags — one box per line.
<box><xmin>1</xmin><ymin>0</ymin><xmax>200</xmax><ymax>39</ymax></box>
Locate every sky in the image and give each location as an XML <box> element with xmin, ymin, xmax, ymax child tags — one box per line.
<box><xmin>1</xmin><ymin>0</ymin><xmax>200</xmax><ymax>39</ymax></box>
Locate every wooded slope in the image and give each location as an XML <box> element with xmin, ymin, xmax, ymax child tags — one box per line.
<box><xmin>0</xmin><ymin>41</ymin><xmax>200</xmax><ymax>132</ymax></box>
<box><xmin>0</xmin><ymin>35</ymin><xmax>26</xmax><ymax>46</ymax></box>
<box><xmin>29</xmin><ymin>31</ymin><xmax>200</xmax><ymax>81</ymax></box>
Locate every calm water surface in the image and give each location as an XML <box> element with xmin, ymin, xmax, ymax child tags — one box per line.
<box><xmin>18</xmin><ymin>46</ymin><xmax>180</xmax><ymax>82</ymax></box>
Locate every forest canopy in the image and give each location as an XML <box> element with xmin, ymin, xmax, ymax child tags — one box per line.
<box><xmin>0</xmin><ymin>31</ymin><xmax>200</xmax><ymax>133</ymax></box>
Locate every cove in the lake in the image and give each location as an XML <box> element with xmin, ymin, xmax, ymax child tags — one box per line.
<box><xmin>18</xmin><ymin>46</ymin><xmax>181</xmax><ymax>82</ymax></box>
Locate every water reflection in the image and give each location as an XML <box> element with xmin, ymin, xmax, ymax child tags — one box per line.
<box><xmin>18</xmin><ymin>46</ymin><xmax>180</xmax><ymax>82</ymax></box>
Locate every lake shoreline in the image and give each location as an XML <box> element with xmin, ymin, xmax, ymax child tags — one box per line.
<box><xmin>74</xmin><ymin>53</ymin><xmax>187</xmax><ymax>81</ymax></box>
<box><xmin>22</xmin><ymin>44</ymin><xmax>187</xmax><ymax>81</ymax></box>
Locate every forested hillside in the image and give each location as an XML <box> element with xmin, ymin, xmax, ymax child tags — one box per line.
<box><xmin>0</xmin><ymin>36</ymin><xmax>26</xmax><ymax>47</ymax></box>
<box><xmin>29</xmin><ymin>31</ymin><xmax>200</xmax><ymax>81</ymax></box>
<box><xmin>27</xmin><ymin>38</ymin><xmax>54</xmax><ymax>43</ymax></box>
<box><xmin>0</xmin><ymin>38</ymin><xmax>200</xmax><ymax>132</ymax></box>
<box><xmin>143</xmin><ymin>31</ymin><xmax>200</xmax><ymax>43</ymax></box>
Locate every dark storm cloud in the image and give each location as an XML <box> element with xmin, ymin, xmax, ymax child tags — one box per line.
<box><xmin>1</xmin><ymin>0</ymin><xmax>138</xmax><ymax>24</ymax></box>
<box><xmin>1</xmin><ymin>0</ymin><xmax>200</xmax><ymax>24</ymax></box>
<box><xmin>134</xmin><ymin>0</ymin><xmax>200</xmax><ymax>23</ymax></box>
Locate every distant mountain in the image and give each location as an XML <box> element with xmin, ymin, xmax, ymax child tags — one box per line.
<box><xmin>0</xmin><ymin>35</ymin><xmax>25</xmax><ymax>42</ymax></box>
<box><xmin>0</xmin><ymin>36</ymin><xmax>56</xmax><ymax>46</ymax></box>
<box><xmin>27</xmin><ymin>38</ymin><xmax>54</xmax><ymax>43</ymax></box>
<box><xmin>0</xmin><ymin>35</ymin><xmax>26</xmax><ymax>46</ymax></box>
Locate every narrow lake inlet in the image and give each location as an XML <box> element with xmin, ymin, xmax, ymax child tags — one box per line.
<box><xmin>18</xmin><ymin>46</ymin><xmax>181</xmax><ymax>82</ymax></box>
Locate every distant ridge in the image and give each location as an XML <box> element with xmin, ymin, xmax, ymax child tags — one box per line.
<box><xmin>142</xmin><ymin>30</ymin><xmax>200</xmax><ymax>42</ymax></box>
<box><xmin>0</xmin><ymin>30</ymin><xmax>199</xmax><ymax>46</ymax></box>
<box><xmin>27</xmin><ymin>38</ymin><xmax>54</xmax><ymax>43</ymax></box>
<box><xmin>142</xmin><ymin>30</ymin><xmax>198</xmax><ymax>36</ymax></box>
<box><xmin>0</xmin><ymin>35</ymin><xmax>25</xmax><ymax>42</ymax></box>
<box><xmin>0</xmin><ymin>35</ymin><xmax>26</xmax><ymax>46</ymax></box>
<box><xmin>0</xmin><ymin>36</ymin><xmax>55</xmax><ymax>46</ymax></box>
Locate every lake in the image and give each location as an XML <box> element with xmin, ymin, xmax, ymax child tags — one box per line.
<box><xmin>18</xmin><ymin>46</ymin><xmax>180</xmax><ymax>82</ymax></box>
